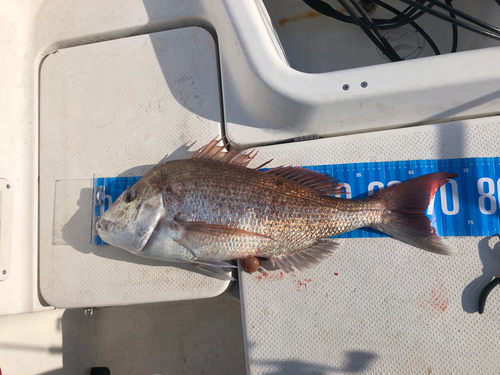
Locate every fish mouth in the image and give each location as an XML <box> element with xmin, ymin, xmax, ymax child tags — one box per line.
<box><xmin>97</xmin><ymin>217</ymin><xmax>116</xmax><ymax>235</ymax></box>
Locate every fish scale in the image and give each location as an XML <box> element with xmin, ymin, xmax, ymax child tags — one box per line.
<box><xmin>164</xmin><ymin>159</ymin><xmax>370</xmax><ymax>257</ymax></box>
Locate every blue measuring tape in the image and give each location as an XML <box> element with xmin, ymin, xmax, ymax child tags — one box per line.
<box><xmin>92</xmin><ymin>157</ymin><xmax>500</xmax><ymax>244</ymax></box>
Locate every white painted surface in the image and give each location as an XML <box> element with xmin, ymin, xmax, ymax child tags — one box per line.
<box><xmin>1</xmin><ymin>0</ymin><xmax>499</xmax><ymax>373</ymax></box>
<box><xmin>2</xmin><ymin>0</ymin><xmax>500</xmax><ymax>314</ymax></box>
<box><xmin>0</xmin><ymin>0</ymin><xmax>238</xmax><ymax>316</ymax></box>
<box><xmin>0</xmin><ymin>180</ymin><xmax>13</xmax><ymax>282</ymax></box>
<box><xmin>0</xmin><ymin>0</ymin><xmax>40</xmax><ymax>316</ymax></box>
<box><xmin>222</xmin><ymin>0</ymin><xmax>500</xmax><ymax>145</ymax></box>
<box><xmin>0</xmin><ymin>0</ymin><xmax>236</xmax><ymax>316</ymax></box>
<box><xmin>39</xmin><ymin>28</ymin><xmax>228</xmax><ymax>308</ymax></box>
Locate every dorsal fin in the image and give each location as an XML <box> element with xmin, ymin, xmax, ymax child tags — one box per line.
<box><xmin>264</xmin><ymin>166</ymin><xmax>346</xmax><ymax>196</ymax></box>
<box><xmin>192</xmin><ymin>136</ymin><xmax>259</xmax><ymax>168</ymax></box>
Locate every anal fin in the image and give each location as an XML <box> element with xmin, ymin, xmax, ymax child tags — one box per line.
<box><xmin>271</xmin><ymin>238</ymin><xmax>343</xmax><ymax>273</ymax></box>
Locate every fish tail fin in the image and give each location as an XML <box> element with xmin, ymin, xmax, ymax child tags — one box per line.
<box><xmin>369</xmin><ymin>172</ymin><xmax>458</xmax><ymax>255</ymax></box>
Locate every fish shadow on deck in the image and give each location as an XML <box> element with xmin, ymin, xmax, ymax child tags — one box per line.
<box><xmin>461</xmin><ymin>236</ymin><xmax>500</xmax><ymax>313</ymax></box>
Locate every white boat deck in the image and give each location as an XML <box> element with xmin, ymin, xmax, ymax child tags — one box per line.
<box><xmin>1</xmin><ymin>0</ymin><xmax>500</xmax><ymax>373</ymax></box>
<box><xmin>240</xmin><ymin>119</ymin><xmax>500</xmax><ymax>374</ymax></box>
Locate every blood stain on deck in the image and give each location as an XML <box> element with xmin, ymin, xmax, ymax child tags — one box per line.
<box><xmin>419</xmin><ymin>276</ymin><xmax>449</xmax><ymax>317</ymax></box>
<box><xmin>255</xmin><ymin>270</ymin><xmax>284</xmax><ymax>282</ymax></box>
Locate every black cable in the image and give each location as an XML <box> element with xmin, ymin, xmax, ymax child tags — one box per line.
<box><xmin>375</xmin><ymin>0</ymin><xmax>424</xmax><ymax>29</ymax></box>
<box><xmin>339</xmin><ymin>0</ymin><xmax>401</xmax><ymax>61</ymax></box>
<box><xmin>399</xmin><ymin>1</ymin><xmax>423</xmax><ymax>17</ymax></box>
<box><xmin>336</xmin><ymin>0</ymin><xmax>402</xmax><ymax>61</ymax></box>
<box><xmin>425</xmin><ymin>0</ymin><xmax>500</xmax><ymax>35</ymax></box>
<box><xmin>303</xmin><ymin>0</ymin><xmax>499</xmax><ymax>60</ymax></box>
<box><xmin>444</xmin><ymin>0</ymin><xmax>458</xmax><ymax>52</ymax></box>
<box><xmin>373</xmin><ymin>0</ymin><xmax>428</xmax><ymax>27</ymax></box>
<box><xmin>373</xmin><ymin>0</ymin><xmax>441</xmax><ymax>55</ymax></box>
<box><xmin>398</xmin><ymin>0</ymin><xmax>500</xmax><ymax>41</ymax></box>
<box><xmin>302</xmin><ymin>0</ymin><xmax>352</xmax><ymax>24</ymax></box>
<box><xmin>411</xmin><ymin>17</ymin><xmax>442</xmax><ymax>55</ymax></box>
<box><xmin>346</xmin><ymin>0</ymin><xmax>403</xmax><ymax>60</ymax></box>
<box><xmin>377</xmin><ymin>2</ymin><xmax>435</xmax><ymax>30</ymax></box>
<box><xmin>302</xmin><ymin>0</ymin><xmax>428</xmax><ymax>28</ymax></box>
<box><xmin>303</xmin><ymin>0</ymin><xmax>437</xmax><ymax>58</ymax></box>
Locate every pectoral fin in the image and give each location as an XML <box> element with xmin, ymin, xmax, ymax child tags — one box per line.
<box><xmin>172</xmin><ymin>220</ymin><xmax>271</xmax><ymax>237</ymax></box>
<box><xmin>168</xmin><ymin>219</ymin><xmax>272</xmax><ymax>258</ymax></box>
<box><xmin>169</xmin><ymin>220</ymin><xmax>272</xmax><ymax>250</ymax></box>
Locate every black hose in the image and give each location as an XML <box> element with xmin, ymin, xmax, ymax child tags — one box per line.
<box><xmin>346</xmin><ymin>0</ymin><xmax>403</xmax><ymax>60</ymax></box>
<box><xmin>411</xmin><ymin>19</ymin><xmax>441</xmax><ymax>55</ymax></box>
<box><xmin>303</xmin><ymin>0</ymin><xmax>499</xmax><ymax>60</ymax></box>
<box><xmin>377</xmin><ymin>2</ymin><xmax>436</xmax><ymax>30</ymax></box>
<box><xmin>444</xmin><ymin>0</ymin><xmax>458</xmax><ymax>52</ymax></box>
<box><xmin>399</xmin><ymin>0</ymin><xmax>500</xmax><ymax>41</ymax></box>
<box><xmin>304</xmin><ymin>0</ymin><xmax>430</xmax><ymax>28</ymax></box>
<box><xmin>373</xmin><ymin>0</ymin><xmax>441</xmax><ymax>55</ymax></box>
<box><xmin>302</xmin><ymin>0</ymin><xmax>353</xmax><ymax>24</ymax></box>
<box><xmin>336</xmin><ymin>0</ymin><xmax>403</xmax><ymax>61</ymax></box>
<box><xmin>426</xmin><ymin>0</ymin><xmax>500</xmax><ymax>35</ymax></box>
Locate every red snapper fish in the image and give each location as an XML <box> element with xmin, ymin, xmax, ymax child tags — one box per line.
<box><xmin>97</xmin><ymin>138</ymin><xmax>457</xmax><ymax>280</ymax></box>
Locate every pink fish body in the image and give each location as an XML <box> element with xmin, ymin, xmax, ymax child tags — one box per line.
<box><xmin>98</xmin><ymin>138</ymin><xmax>457</xmax><ymax>279</ymax></box>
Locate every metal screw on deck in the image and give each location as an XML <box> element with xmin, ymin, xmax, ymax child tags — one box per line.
<box><xmin>361</xmin><ymin>81</ymin><xmax>368</xmax><ymax>88</ymax></box>
<box><xmin>6</xmin><ymin>184</ymin><xmax>10</xmax><ymax>189</ymax></box>
<box><xmin>342</xmin><ymin>84</ymin><xmax>349</xmax><ymax>91</ymax></box>
<box><xmin>2</xmin><ymin>270</ymin><xmax>6</xmax><ymax>275</ymax></box>
<box><xmin>84</xmin><ymin>308</ymin><xmax>94</xmax><ymax>318</ymax></box>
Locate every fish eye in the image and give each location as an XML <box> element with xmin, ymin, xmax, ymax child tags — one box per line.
<box><xmin>123</xmin><ymin>190</ymin><xmax>135</xmax><ymax>203</ymax></box>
